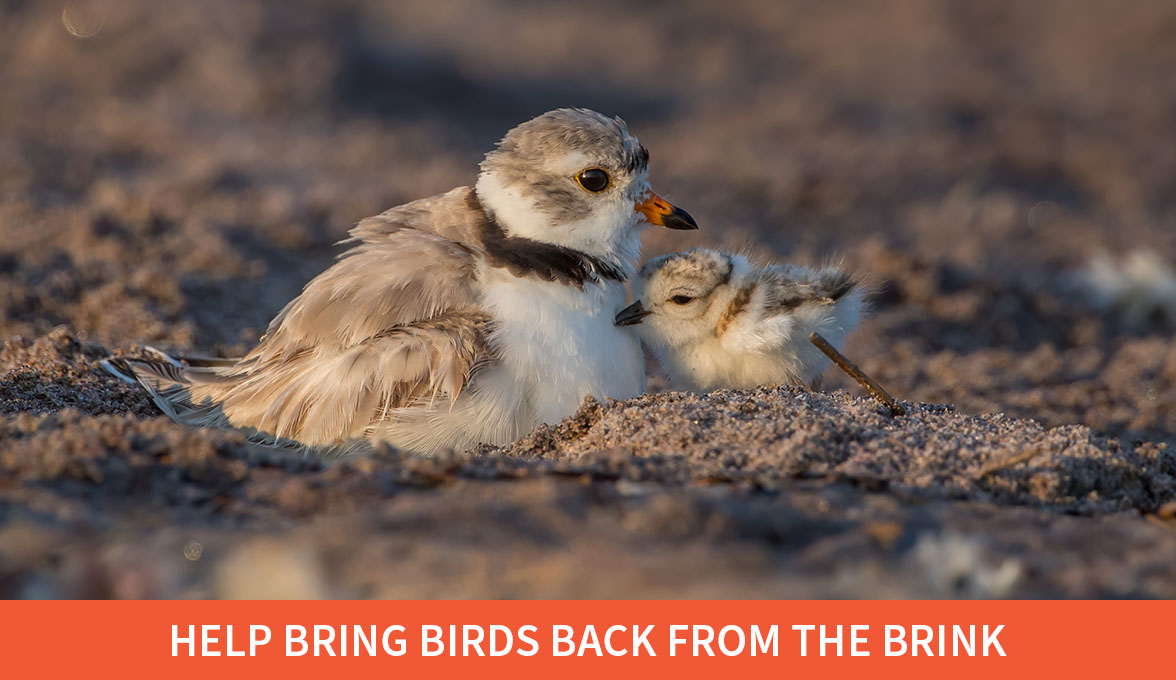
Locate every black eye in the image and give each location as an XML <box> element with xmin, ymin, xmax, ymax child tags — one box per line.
<box><xmin>575</xmin><ymin>168</ymin><xmax>611</xmax><ymax>192</ymax></box>
<box><xmin>670</xmin><ymin>295</ymin><xmax>694</xmax><ymax>305</ymax></box>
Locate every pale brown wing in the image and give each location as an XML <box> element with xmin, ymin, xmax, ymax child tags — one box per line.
<box><xmin>110</xmin><ymin>187</ymin><xmax>496</xmax><ymax>452</ymax></box>
<box><xmin>252</xmin><ymin>187</ymin><xmax>484</xmax><ymax>357</ymax></box>
<box><xmin>108</xmin><ymin>311</ymin><xmax>491</xmax><ymax>452</ymax></box>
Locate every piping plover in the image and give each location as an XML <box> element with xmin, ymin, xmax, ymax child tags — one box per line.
<box><xmin>616</xmin><ymin>248</ymin><xmax>863</xmax><ymax>392</ymax></box>
<box><xmin>105</xmin><ymin>108</ymin><xmax>697</xmax><ymax>455</ymax></box>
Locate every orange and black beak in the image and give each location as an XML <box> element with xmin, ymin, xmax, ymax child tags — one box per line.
<box><xmin>636</xmin><ymin>191</ymin><xmax>698</xmax><ymax>230</ymax></box>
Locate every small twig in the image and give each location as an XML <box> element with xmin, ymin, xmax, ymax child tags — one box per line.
<box><xmin>810</xmin><ymin>332</ymin><xmax>906</xmax><ymax>417</ymax></box>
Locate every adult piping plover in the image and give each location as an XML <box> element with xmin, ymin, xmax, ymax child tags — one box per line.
<box><xmin>616</xmin><ymin>248</ymin><xmax>863</xmax><ymax>393</ymax></box>
<box><xmin>105</xmin><ymin>108</ymin><xmax>697</xmax><ymax>455</ymax></box>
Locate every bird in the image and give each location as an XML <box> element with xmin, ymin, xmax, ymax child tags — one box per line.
<box><xmin>615</xmin><ymin>248</ymin><xmax>863</xmax><ymax>393</ymax></box>
<box><xmin>103</xmin><ymin>108</ymin><xmax>698</xmax><ymax>455</ymax></box>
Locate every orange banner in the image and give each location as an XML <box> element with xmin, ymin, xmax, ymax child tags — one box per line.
<box><xmin>0</xmin><ymin>601</ymin><xmax>1166</xmax><ymax>678</ymax></box>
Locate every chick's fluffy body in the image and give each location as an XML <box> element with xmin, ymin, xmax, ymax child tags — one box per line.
<box><xmin>632</xmin><ymin>249</ymin><xmax>864</xmax><ymax>392</ymax></box>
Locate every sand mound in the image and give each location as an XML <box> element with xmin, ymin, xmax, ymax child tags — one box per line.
<box><xmin>2</xmin><ymin>331</ymin><xmax>1174</xmax><ymax>598</ymax></box>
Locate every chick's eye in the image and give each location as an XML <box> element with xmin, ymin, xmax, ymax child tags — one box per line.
<box><xmin>575</xmin><ymin>168</ymin><xmax>611</xmax><ymax>192</ymax></box>
<box><xmin>670</xmin><ymin>295</ymin><xmax>694</xmax><ymax>305</ymax></box>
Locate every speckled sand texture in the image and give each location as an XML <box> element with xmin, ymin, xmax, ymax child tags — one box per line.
<box><xmin>3</xmin><ymin>0</ymin><xmax>1176</xmax><ymax>597</ymax></box>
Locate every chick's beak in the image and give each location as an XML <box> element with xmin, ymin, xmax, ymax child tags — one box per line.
<box><xmin>615</xmin><ymin>300</ymin><xmax>653</xmax><ymax>327</ymax></box>
<box><xmin>636</xmin><ymin>191</ymin><xmax>698</xmax><ymax>230</ymax></box>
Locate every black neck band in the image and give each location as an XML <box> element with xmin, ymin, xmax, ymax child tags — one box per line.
<box><xmin>468</xmin><ymin>192</ymin><xmax>626</xmax><ymax>288</ymax></box>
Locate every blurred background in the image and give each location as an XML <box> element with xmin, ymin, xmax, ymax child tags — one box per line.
<box><xmin>4</xmin><ymin>0</ymin><xmax>1176</xmax><ymax>442</ymax></box>
<box><xmin>2</xmin><ymin>0</ymin><xmax>1176</xmax><ymax>597</ymax></box>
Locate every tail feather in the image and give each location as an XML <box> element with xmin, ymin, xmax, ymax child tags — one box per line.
<box><xmin>100</xmin><ymin>352</ymin><xmax>328</xmax><ymax>454</ymax></box>
<box><xmin>142</xmin><ymin>346</ymin><xmax>184</xmax><ymax>367</ymax></box>
<box><xmin>148</xmin><ymin>347</ymin><xmax>242</xmax><ymax>369</ymax></box>
<box><xmin>98</xmin><ymin>358</ymin><xmax>139</xmax><ymax>386</ymax></box>
<box><xmin>100</xmin><ymin>353</ymin><xmax>235</xmax><ymax>428</ymax></box>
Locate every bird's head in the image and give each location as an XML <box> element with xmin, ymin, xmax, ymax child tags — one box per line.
<box><xmin>476</xmin><ymin>108</ymin><xmax>696</xmax><ymax>271</ymax></box>
<box><xmin>620</xmin><ymin>248</ymin><xmax>748</xmax><ymax>348</ymax></box>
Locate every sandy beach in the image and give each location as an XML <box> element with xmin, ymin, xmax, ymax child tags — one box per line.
<box><xmin>2</xmin><ymin>0</ymin><xmax>1175</xmax><ymax>597</ymax></box>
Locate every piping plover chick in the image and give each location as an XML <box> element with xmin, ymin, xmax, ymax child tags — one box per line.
<box><xmin>104</xmin><ymin>108</ymin><xmax>697</xmax><ymax>455</ymax></box>
<box><xmin>616</xmin><ymin>248</ymin><xmax>863</xmax><ymax>393</ymax></box>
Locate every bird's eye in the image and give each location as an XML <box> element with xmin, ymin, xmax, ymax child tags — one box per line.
<box><xmin>575</xmin><ymin>168</ymin><xmax>611</xmax><ymax>193</ymax></box>
<box><xmin>670</xmin><ymin>295</ymin><xmax>694</xmax><ymax>305</ymax></box>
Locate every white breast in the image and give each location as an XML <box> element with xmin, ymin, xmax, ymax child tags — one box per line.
<box><xmin>477</xmin><ymin>266</ymin><xmax>646</xmax><ymax>425</ymax></box>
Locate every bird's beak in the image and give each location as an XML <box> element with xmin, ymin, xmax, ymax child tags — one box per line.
<box><xmin>615</xmin><ymin>300</ymin><xmax>653</xmax><ymax>326</ymax></box>
<box><xmin>636</xmin><ymin>191</ymin><xmax>698</xmax><ymax>230</ymax></box>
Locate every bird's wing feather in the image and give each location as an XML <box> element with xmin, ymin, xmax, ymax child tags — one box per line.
<box><xmin>255</xmin><ymin>187</ymin><xmax>484</xmax><ymax>355</ymax></box>
<box><xmin>752</xmin><ymin>264</ymin><xmax>860</xmax><ymax>350</ymax></box>
<box><xmin>719</xmin><ymin>266</ymin><xmax>856</xmax><ymax>353</ymax></box>
<box><xmin>223</xmin><ymin>311</ymin><xmax>491</xmax><ymax>449</ymax></box>
<box><xmin>760</xmin><ymin>264</ymin><xmax>856</xmax><ymax>310</ymax></box>
<box><xmin>111</xmin><ymin>187</ymin><xmax>497</xmax><ymax>452</ymax></box>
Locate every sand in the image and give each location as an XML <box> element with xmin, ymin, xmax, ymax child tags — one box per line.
<box><xmin>2</xmin><ymin>0</ymin><xmax>1175</xmax><ymax>598</ymax></box>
